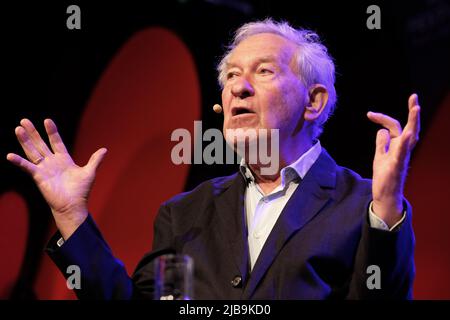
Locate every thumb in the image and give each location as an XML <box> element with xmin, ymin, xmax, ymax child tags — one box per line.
<box><xmin>86</xmin><ymin>147</ymin><xmax>108</xmax><ymax>172</ymax></box>
<box><xmin>376</xmin><ymin>129</ymin><xmax>390</xmax><ymax>155</ymax></box>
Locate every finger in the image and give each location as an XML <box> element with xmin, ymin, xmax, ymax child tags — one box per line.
<box><xmin>408</xmin><ymin>93</ymin><xmax>419</xmax><ymax>111</ymax></box>
<box><xmin>6</xmin><ymin>153</ymin><xmax>37</xmax><ymax>176</ymax></box>
<box><xmin>19</xmin><ymin>118</ymin><xmax>52</xmax><ymax>156</ymax></box>
<box><xmin>15</xmin><ymin>126</ymin><xmax>44</xmax><ymax>164</ymax></box>
<box><xmin>397</xmin><ymin>131</ymin><xmax>412</xmax><ymax>164</ymax></box>
<box><xmin>44</xmin><ymin>119</ymin><xmax>68</xmax><ymax>154</ymax></box>
<box><xmin>403</xmin><ymin>94</ymin><xmax>421</xmax><ymax>148</ymax></box>
<box><xmin>367</xmin><ymin>112</ymin><xmax>402</xmax><ymax>137</ymax></box>
<box><xmin>375</xmin><ymin>129</ymin><xmax>390</xmax><ymax>154</ymax></box>
<box><xmin>85</xmin><ymin>148</ymin><xmax>108</xmax><ymax>172</ymax></box>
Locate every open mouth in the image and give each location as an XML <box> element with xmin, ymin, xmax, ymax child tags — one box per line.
<box><xmin>232</xmin><ymin>107</ymin><xmax>255</xmax><ymax>116</ymax></box>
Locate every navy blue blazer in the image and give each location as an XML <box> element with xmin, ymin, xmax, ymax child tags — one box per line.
<box><xmin>46</xmin><ymin>149</ymin><xmax>415</xmax><ymax>299</ymax></box>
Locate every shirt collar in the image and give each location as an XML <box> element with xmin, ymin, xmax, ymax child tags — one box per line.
<box><xmin>239</xmin><ymin>141</ymin><xmax>322</xmax><ymax>188</ymax></box>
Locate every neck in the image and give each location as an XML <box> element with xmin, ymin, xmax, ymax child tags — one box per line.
<box><xmin>248</xmin><ymin>134</ymin><xmax>313</xmax><ymax>194</ymax></box>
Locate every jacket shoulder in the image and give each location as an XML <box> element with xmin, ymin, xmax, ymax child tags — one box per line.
<box><xmin>162</xmin><ymin>172</ymin><xmax>239</xmax><ymax>208</ymax></box>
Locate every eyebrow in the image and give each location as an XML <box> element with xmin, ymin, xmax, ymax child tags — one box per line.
<box><xmin>225</xmin><ymin>55</ymin><xmax>278</xmax><ymax>70</ymax></box>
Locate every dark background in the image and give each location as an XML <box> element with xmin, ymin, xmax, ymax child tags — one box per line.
<box><xmin>1</xmin><ymin>0</ymin><xmax>449</xmax><ymax>299</ymax></box>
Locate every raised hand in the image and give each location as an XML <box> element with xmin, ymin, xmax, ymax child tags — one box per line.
<box><xmin>6</xmin><ymin>119</ymin><xmax>107</xmax><ymax>239</ymax></box>
<box><xmin>367</xmin><ymin>94</ymin><xmax>421</xmax><ymax>228</ymax></box>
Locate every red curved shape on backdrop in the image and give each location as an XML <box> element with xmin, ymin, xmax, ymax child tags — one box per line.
<box><xmin>0</xmin><ymin>191</ymin><xmax>28</xmax><ymax>298</ymax></box>
<box><xmin>34</xmin><ymin>27</ymin><xmax>201</xmax><ymax>299</ymax></box>
<box><xmin>407</xmin><ymin>93</ymin><xmax>450</xmax><ymax>299</ymax></box>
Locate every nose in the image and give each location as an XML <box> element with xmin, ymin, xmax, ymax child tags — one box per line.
<box><xmin>231</xmin><ymin>76</ymin><xmax>254</xmax><ymax>99</ymax></box>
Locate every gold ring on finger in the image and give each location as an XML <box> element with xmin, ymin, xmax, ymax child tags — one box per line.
<box><xmin>34</xmin><ymin>157</ymin><xmax>44</xmax><ymax>165</ymax></box>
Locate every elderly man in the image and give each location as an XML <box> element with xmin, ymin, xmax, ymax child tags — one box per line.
<box><xmin>7</xmin><ymin>19</ymin><xmax>420</xmax><ymax>299</ymax></box>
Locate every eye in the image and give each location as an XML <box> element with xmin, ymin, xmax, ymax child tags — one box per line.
<box><xmin>258</xmin><ymin>68</ymin><xmax>273</xmax><ymax>75</ymax></box>
<box><xmin>226</xmin><ymin>71</ymin><xmax>239</xmax><ymax>80</ymax></box>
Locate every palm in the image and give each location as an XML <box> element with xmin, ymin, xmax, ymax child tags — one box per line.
<box><xmin>372</xmin><ymin>136</ymin><xmax>408</xmax><ymax>201</ymax></box>
<box><xmin>34</xmin><ymin>153</ymin><xmax>92</xmax><ymax>213</ymax></box>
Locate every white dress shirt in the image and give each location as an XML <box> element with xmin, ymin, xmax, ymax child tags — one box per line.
<box><xmin>240</xmin><ymin>141</ymin><xmax>405</xmax><ymax>270</ymax></box>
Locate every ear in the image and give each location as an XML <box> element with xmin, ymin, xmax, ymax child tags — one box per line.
<box><xmin>304</xmin><ymin>84</ymin><xmax>329</xmax><ymax>121</ymax></box>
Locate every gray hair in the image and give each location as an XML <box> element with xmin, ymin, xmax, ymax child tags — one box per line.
<box><xmin>217</xmin><ymin>19</ymin><xmax>337</xmax><ymax>139</ymax></box>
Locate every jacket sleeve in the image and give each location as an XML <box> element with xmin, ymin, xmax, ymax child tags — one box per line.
<box><xmin>46</xmin><ymin>203</ymin><xmax>175</xmax><ymax>300</ymax></box>
<box><xmin>346</xmin><ymin>199</ymin><xmax>416</xmax><ymax>299</ymax></box>
<box><xmin>46</xmin><ymin>214</ymin><xmax>133</xmax><ymax>299</ymax></box>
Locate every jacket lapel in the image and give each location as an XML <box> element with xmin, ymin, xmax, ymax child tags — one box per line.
<box><xmin>243</xmin><ymin>149</ymin><xmax>338</xmax><ymax>299</ymax></box>
<box><xmin>214</xmin><ymin>173</ymin><xmax>250</xmax><ymax>287</ymax></box>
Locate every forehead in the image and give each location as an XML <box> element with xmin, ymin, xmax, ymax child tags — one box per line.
<box><xmin>227</xmin><ymin>33</ymin><xmax>297</xmax><ymax>67</ymax></box>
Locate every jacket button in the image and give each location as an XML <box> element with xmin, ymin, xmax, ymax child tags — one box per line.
<box><xmin>231</xmin><ymin>275</ymin><xmax>242</xmax><ymax>288</ymax></box>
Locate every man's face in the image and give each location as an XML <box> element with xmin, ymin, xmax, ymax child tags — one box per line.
<box><xmin>222</xmin><ymin>33</ymin><xmax>308</xmax><ymax>141</ymax></box>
